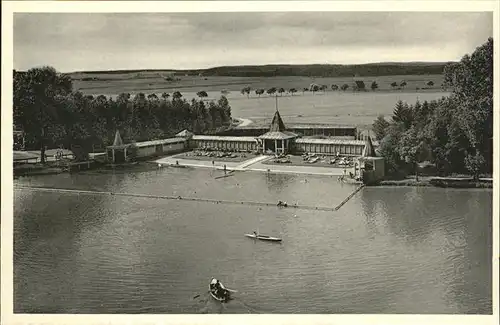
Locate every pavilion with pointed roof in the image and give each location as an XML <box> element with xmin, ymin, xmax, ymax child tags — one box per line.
<box><xmin>353</xmin><ymin>137</ymin><xmax>385</xmax><ymax>184</ymax></box>
<box><xmin>257</xmin><ymin>110</ymin><xmax>298</xmax><ymax>154</ymax></box>
<box><xmin>106</xmin><ymin>130</ymin><xmax>131</xmax><ymax>164</ymax></box>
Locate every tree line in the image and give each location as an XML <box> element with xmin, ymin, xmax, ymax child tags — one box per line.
<box><xmin>372</xmin><ymin>38</ymin><xmax>493</xmax><ymax>180</ymax></box>
<box><xmin>239</xmin><ymin>79</ymin><xmax>437</xmax><ymax>98</ymax></box>
<box><xmin>13</xmin><ymin>67</ymin><xmax>232</xmax><ymax>163</ymax></box>
<box><xmin>170</xmin><ymin>62</ymin><xmax>449</xmax><ymax>77</ymax></box>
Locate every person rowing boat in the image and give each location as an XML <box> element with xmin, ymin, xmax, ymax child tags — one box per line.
<box><xmin>209</xmin><ymin>278</ymin><xmax>232</xmax><ymax>302</ymax></box>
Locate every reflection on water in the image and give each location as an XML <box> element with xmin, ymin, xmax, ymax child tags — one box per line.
<box><xmin>14</xmin><ymin>167</ymin><xmax>492</xmax><ymax>314</ymax></box>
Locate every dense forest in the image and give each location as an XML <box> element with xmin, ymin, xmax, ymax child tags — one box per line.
<box><xmin>13</xmin><ymin>69</ymin><xmax>232</xmax><ymax>162</ymax></box>
<box><xmin>76</xmin><ymin>62</ymin><xmax>450</xmax><ymax>78</ymax></box>
<box><xmin>372</xmin><ymin>38</ymin><xmax>493</xmax><ymax>179</ymax></box>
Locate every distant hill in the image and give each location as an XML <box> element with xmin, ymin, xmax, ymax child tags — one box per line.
<box><xmin>64</xmin><ymin>62</ymin><xmax>455</xmax><ymax>78</ymax></box>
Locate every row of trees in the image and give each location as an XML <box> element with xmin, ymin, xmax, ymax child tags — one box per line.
<box><xmin>372</xmin><ymin>38</ymin><xmax>493</xmax><ymax>179</ymax></box>
<box><xmin>240</xmin><ymin>80</ymin><xmax>438</xmax><ymax>98</ymax></box>
<box><xmin>14</xmin><ymin>67</ymin><xmax>232</xmax><ymax>163</ymax></box>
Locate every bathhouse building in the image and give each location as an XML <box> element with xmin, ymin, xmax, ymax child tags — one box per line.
<box><xmin>106</xmin><ymin>130</ymin><xmax>186</xmax><ymax>164</ymax></box>
<box><xmin>106</xmin><ymin>108</ymin><xmax>379</xmax><ymax>163</ymax></box>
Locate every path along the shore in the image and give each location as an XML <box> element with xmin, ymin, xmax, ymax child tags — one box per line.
<box><xmin>155</xmin><ymin>154</ymin><xmax>349</xmax><ymax>176</ymax></box>
<box><xmin>236</xmin><ymin>118</ymin><xmax>253</xmax><ymax>127</ymax></box>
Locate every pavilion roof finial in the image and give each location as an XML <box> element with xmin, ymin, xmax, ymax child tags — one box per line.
<box><xmin>113</xmin><ymin>130</ymin><xmax>124</xmax><ymax>147</ymax></box>
<box><xmin>269</xmin><ymin>109</ymin><xmax>286</xmax><ymax>132</ymax></box>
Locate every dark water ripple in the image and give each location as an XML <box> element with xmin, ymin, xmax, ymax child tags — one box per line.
<box><xmin>13</xmin><ymin>167</ymin><xmax>492</xmax><ymax>314</ymax></box>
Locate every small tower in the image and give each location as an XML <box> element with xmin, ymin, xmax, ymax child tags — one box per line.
<box><xmin>113</xmin><ymin>130</ymin><xmax>124</xmax><ymax>147</ymax></box>
<box><xmin>362</xmin><ymin>136</ymin><xmax>377</xmax><ymax>157</ymax></box>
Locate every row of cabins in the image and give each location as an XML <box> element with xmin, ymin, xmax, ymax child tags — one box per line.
<box><xmin>106</xmin><ymin>134</ymin><xmax>377</xmax><ymax>163</ymax></box>
<box><xmin>218</xmin><ymin>124</ymin><xmax>357</xmax><ymax>138</ymax></box>
<box><xmin>106</xmin><ymin>110</ymin><xmax>379</xmax><ymax>163</ymax></box>
<box><xmin>187</xmin><ymin>136</ymin><xmax>371</xmax><ymax>156</ymax></box>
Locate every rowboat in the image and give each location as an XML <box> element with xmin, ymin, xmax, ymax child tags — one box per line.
<box><xmin>244</xmin><ymin>233</ymin><xmax>282</xmax><ymax>242</ymax></box>
<box><xmin>209</xmin><ymin>278</ymin><xmax>232</xmax><ymax>302</ymax></box>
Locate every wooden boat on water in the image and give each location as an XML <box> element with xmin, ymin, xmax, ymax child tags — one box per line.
<box><xmin>209</xmin><ymin>278</ymin><xmax>233</xmax><ymax>302</ymax></box>
<box><xmin>245</xmin><ymin>233</ymin><xmax>282</xmax><ymax>242</ymax></box>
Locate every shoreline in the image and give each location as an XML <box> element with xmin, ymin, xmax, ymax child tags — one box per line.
<box><xmin>14</xmin><ymin>155</ymin><xmax>493</xmax><ymax>189</ymax></box>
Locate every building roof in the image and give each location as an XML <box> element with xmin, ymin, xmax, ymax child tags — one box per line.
<box><xmin>192</xmin><ymin>135</ymin><xmax>258</xmax><ymax>142</ymax></box>
<box><xmin>133</xmin><ymin>137</ymin><xmax>186</xmax><ymax>148</ymax></box>
<box><xmin>269</xmin><ymin>110</ymin><xmax>287</xmax><ymax>132</ymax></box>
<box><xmin>235</xmin><ymin>124</ymin><xmax>357</xmax><ymax>130</ymax></box>
<box><xmin>176</xmin><ymin>129</ymin><xmax>194</xmax><ymax>138</ymax></box>
<box><xmin>259</xmin><ymin>131</ymin><xmax>298</xmax><ymax>140</ymax></box>
<box><xmin>296</xmin><ymin>138</ymin><xmax>367</xmax><ymax>146</ymax></box>
<box><xmin>113</xmin><ymin>130</ymin><xmax>124</xmax><ymax>146</ymax></box>
<box><xmin>13</xmin><ymin>151</ymin><xmax>40</xmax><ymax>161</ymax></box>
<box><xmin>362</xmin><ymin>137</ymin><xmax>377</xmax><ymax>157</ymax></box>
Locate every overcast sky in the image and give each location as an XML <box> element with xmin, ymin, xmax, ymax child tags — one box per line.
<box><xmin>14</xmin><ymin>12</ymin><xmax>492</xmax><ymax>72</ymax></box>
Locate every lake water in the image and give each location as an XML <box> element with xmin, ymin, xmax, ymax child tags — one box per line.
<box><xmin>14</xmin><ymin>166</ymin><xmax>492</xmax><ymax>314</ymax></box>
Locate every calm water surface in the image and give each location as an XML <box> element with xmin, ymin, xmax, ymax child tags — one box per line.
<box><xmin>14</xmin><ymin>165</ymin><xmax>492</xmax><ymax>314</ymax></box>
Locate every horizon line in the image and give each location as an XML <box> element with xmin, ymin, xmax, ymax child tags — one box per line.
<box><xmin>14</xmin><ymin>60</ymin><xmax>457</xmax><ymax>74</ymax></box>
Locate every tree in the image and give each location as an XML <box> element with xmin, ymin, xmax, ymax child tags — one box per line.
<box><xmin>161</xmin><ymin>92</ymin><xmax>170</xmax><ymax>100</ymax></box>
<box><xmin>241</xmin><ymin>86</ymin><xmax>251</xmax><ymax>98</ymax></box>
<box><xmin>147</xmin><ymin>93</ymin><xmax>159</xmax><ymax>101</ymax></box>
<box><xmin>331</xmin><ymin>84</ymin><xmax>339</xmax><ymax>91</ymax></box>
<box><xmin>340</xmin><ymin>84</ymin><xmax>349</xmax><ymax>91</ymax></box>
<box><xmin>465</xmin><ymin>152</ymin><xmax>486</xmax><ymax>181</ymax></box>
<box><xmin>390</xmin><ymin>82</ymin><xmax>398</xmax><ymax>89</ymax></box>
<box><xmin>372</xmin><ymin>115</ymin><xmax>390</xmax><ymax>141</ymax></box>
<box><xmin>288</xmin><ymin>88</ymin><xmax>297</xmax><ymax>96</ymax></box>
<box><xmin>443</xmin><ymin>37</ymin><xmax>493</xmax><ymax>175</ymax></box>
<box><xmin>172</xmin><ymin>91</ymin><xmax>183</xmax><ymax>100</ymax></box>
<box><xmin>320</xmin><ymin>85</ymin><xmax>328</xmax><ymax>92</ymax></box>
<box><xmin>255</xmin><ymin>88</ymin><xmax>265</xmax><ymax>97</ymax></box>
<box><xmin>13</xmin><ymin>66</ymin><xmax>73</xmax><ymax>163</ymax></box>
<box><xmin>266</xmin><ymin>87</ymin><xmax>277</xmax><ymax>96</ymax></box>
<box><xmin>371</xmin><ymin>81</ymin><xmax>379</xmax><ymax>91</ymax></box>
<box><xmin>302</xmin><ymin>87</ymin><xmax>309</xmax><ymax>94</ymax></box>
<box><xmin>392</xmin><ymin>100</ymin><xmax>413</xmax><ymax>129</ymax></box>
<box><xmin>310</xmin><ymin>84</ymin><xmax>319</xmax><ymax>94</ymax></box>
<box><xmin>398</xmin><ymin>126</ymin><xmax>425</xmax><ymax>180</ymax></box>
<box><xmin>278</xmin><ymin>87</ymin><xmax>286</xmax><ymax>96</ymax></box>
<box><xmin>426</xmin><ymin>81</ymin><xmax>434</xmax><ymax>87</ymax></box>
<box><xmin>354</xmin><ymin>80</ymin><xmax>366</xmax><ymax>91</ymax></box>
<box><xmin>377</xmin><ymin>123</ymin><xmax>405</xmax><ymax>175</ymax></box>
<box><xmin>400</xmin><ymin>81</ymin><xmax>407</xmax><ymax>89</ymax></box>
<box><xmin>14</xmin><ymin>66</ymin><xmax>236</xmax><ymax>153</ymax></box>
<box><xmin>197</xmin><ymin>90</ymin><xmax>208</xmax><ymax>99</ymax></box>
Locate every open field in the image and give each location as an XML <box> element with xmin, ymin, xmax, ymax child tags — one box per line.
<box><xmin>70</xmin><ymin>73</ymin><xmax>449</xmax><ymax>129</ymax></box>
<box><xmin>226</xmin><ymin>90</ymin><xmax>449</xmax><ymax>128</ymax></box>
<box><xmin>71</xmin><ymin>73</ymin><xmax>445</xmax><ymax>96</ymax></box>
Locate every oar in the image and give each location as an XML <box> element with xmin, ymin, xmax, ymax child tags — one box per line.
<box><xmin>226</xmin><ymin>288</ymin><xmax>238</xmax><ymax>293</ymax></box>
<box><xmin>193</xmin><ymin>290</ymin><xmax>210</xmax><ymax>299</ymax></box>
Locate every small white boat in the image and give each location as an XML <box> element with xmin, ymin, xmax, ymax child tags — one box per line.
<box><xmin>245</xmin><ymin>233</ymin><xmax>282</xmax><ymax>242</ymax></box>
